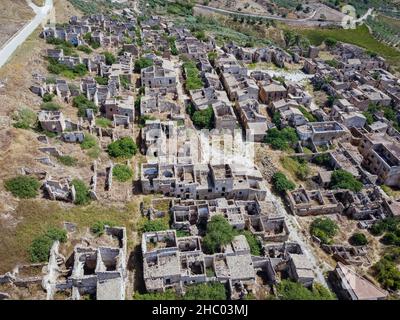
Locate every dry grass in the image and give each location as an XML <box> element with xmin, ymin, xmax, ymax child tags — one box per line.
<box><xmin>0</xmin><ymin>198</ymin><xmax>142</xmax><ymax>274</ymax></box>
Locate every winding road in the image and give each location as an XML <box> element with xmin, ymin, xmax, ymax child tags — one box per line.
<box><xmin>0</xmin><ymin>0</ymin><xmax>53</xmax><ymax>69</ymax></box>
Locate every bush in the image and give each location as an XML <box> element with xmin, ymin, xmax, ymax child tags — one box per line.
<box><xmin>265</xmin><ymin>127</ymin><xmax>298</xmax><ymax>150</ymax></box>
<box><xmin>12</xmin><ymin>108</ymin><xmax>37</xmax><ymax>129</ymax></box>
<box><xmin>370</xmin><ymin>218</ymin><xmax>400</xmax><ymax>237</ymax></box>
<box><xmin>94</xmin><ymin>76</ymin><xmax>108</xmax><ymax>85</ymax></box>
<box><xmin>134</xmin><ymin>57</ymin><xmax>153</xmax><ymax>72</ymax></box>
<box><xmin>281</xmin><ymin>156</ymin><xmax>310</xmax><ymax>181</ymax></box>
<box><xmin>57</xmin><ymin>155</ymin><xmax>77</xmax><ymax>166</ymax></box>
<box><xmin>277</xmin><ymin>280</ymin><xmax>336</xmax><ymax>300</ymax></box>
<box><xmin>72</xmin><ymin>94</ymin><xmax>98</xmax><ymax>117</ymax></box>
<box><xmin>330</xmin><ymin>169</ymin><xmax>363</xmax><ymax>192</ymax></box>
<box><xmin>373</xmin><ymin>257</ymin><xmax>400</xmax><ymax>290</ymax></box>
<box><xmin>112</xmin><ymin>164</ymin><xmax>133</xmax><ymax>182</ymax></box>
<box><xmin>184</xmin><ymin>282</ymin><xmax>227</xmax><ymax>300</ymax></box>
<box><xmin>325</xmin><ymin>37</ymin><xmax>337</xmax><ymax>47</ymax></box>
<box><xmin>77</xmin><ymin>45</ymin><xmax>92</xmax><ymax>54</ymax></box>
<box><xmin>272</xmin><ymin>172</ymin><xmax>295</xmax><ymax>194</ymax></box>
<box><xmin>310</xmin><ymin>217</ymin><xmax>338</xmax><ymax>244</ymax></box>
<box><xmin>183</xmin><ymin>61</ymin><xmax>204</xmax><ymax>91</ymax></box>
<box><xmin>349</xmin><ymin>232</ymin><xmax>368</xmax><ymax>246</ymax></box>
<box><xmin>103</xmin><ymin>51</ymin><xmax>116</xmax><ymax>65</ymax></box>
<box><xmin>4</xmin><ymin>176</ymin><xmax>41</xmax><ymax>199</ymax></box>
<box><xmin>41</xmin><ymin>102</ymin><xmax>61</xmax><ymax>111</ymax></box>
<box><xmin>71</xmin><ymin>179</ymin><xmax>91</xmax><ymax>205</ymax></box>
<box><xmin>133</xmin><ymin>289</ymin><xmax>178</xmax><ymax>300</ymax></box>
<box><xmin>313</xmin><ymin>153</ymin><xmax>331</xmax><ymax>167</ymax></box>
<box><xmin>42</xmin><ymin>93</ymin><xmax>55</xmax><ymax>102</ymax></box>
<box><xmin>95</xmin><ymin>117</ymin><xmax>112</xmax><ymax>128</ymax></box>
<box><xmin>140</xmin><ymin>218</ymin><xmax>169</xmax><ymax>233</ymax></box>
<box><xmin>80</xmin><ymin>134</ymin><xmax>97</xmax><ymax>150</ymax></box>
<box><xmin>29</xmin><ymin>227</ymin><xmax>67</xmax><ymax>262</ymax></box>
<box><xmin>91</xmin><ymin>220</ymin><xmax>115</xmax><ymax>236</ymax></box>
<box><xmin>238</xmin><ymin>230</ymin><xmax>262</xmax><ymax>256</ymax></box>
<box><xmin>202</xmin><ymin>215</ymin><xmax>235</xmax><ymax>253</ymax></box>
<box><xmin>191</xmin><ymin>106</ymin><xmax>214</xmax><ymax>129</ymax></box>
<box><xmin>107</xmin><ymin>137</ymin><xmax>138</xmax><ymax>159</ymax></box>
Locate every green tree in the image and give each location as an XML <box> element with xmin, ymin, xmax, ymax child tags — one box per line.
<box><xmin>191</xmin><ymin>106</ymin><xmax>214</xmax><ymax>129</ymax></box>
<box><xmin>272</xmin><ymin>172</ymin><xmax>295</xmax><ymax>194</ymax></box>
<box><xmin>310</xmin><ymin>217</ymin><xmax>338</xmax><ymax>244</ymax></box>
<box><xmin>202</xmin><ymin>215</ymin><xmax>235</xmax><ymax>253</ymax></box>
<box><xmin>107</xmin><ymin>137</ymin><xmax>138</xmax><ymax>158</ymax></box>
<box><xmin>72</xmin><ymin>94</ymin><xmax>98</xmax><ymax>117</ymax></box>
<box><xmin>4</xmin><ymin>176</ymin><xmax>41</xmax><ymax>199</ymax></box>
<box><xmin>134</xmin><ymin>57</ymin><xmax>153</xmax><ymax>72</ymax></box>
<box><xmin>265</xmin><ymin>128</ymin><xmax>298</xmax><ymax>151</ymax></box>
<box><xmin>330</xmin><ymin>169</ymin><xmax>363</xmax><ymax>192</ymax></box>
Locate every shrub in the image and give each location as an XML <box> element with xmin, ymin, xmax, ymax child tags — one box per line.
<box><xmin>265</xmin><ymin>127</ymin><xmax>298</xmax><ymax>150</ymax></box>
<box><xmin>133</xmin><ymin>289</ymin><xmax>178</xmax><ymax>300</ymax></box>
<box><xmin>57</xmin><ymin>155</ymin><xmax>77</xmax><ymax>166</ymax></box>
<box><xmin>310</xmin><ymin>217</ymin><xmax>338</xmax><ymax>244</ymax></box>
<box><xmin>140</xmin><ymin>218</ymin><xmax>169</xmax><ymax>233</ymax></box>
<box><xmin>12</xmin><ymin>108</ymin><xmax>37</xmax><ymax>129</ymax></box>
<box><xmin>29</xmin><ymin>227</ymin><xmax>67</xmax><ymax>262</ymax></box>
<box><xmin>95</xmin><ymin>117</ymin><xmax>112</xmax><ymax>128</ymax></box>
<box><xmin>313</xmin><ymin>153</ymin><xmax>331</xmax><ymax>167</ymax></box>
<box><xmin>134</xmin><ymin>57</ymin><xmax>153</xmax><ymax>72</ymax></box>
<box><xmin>330</xmin><ymin>169</ymin><xmax>363</xmax><ymax>192</ymax></box>
<box><xmin>107</xmin><ymin>137</ymin><xmax>138</xmax><ymax>159</ymax></box>
<box><xmin>87</xmin><ymin>145</ymin><xmax>101</xmax><ymax>159</ymax></box>
<box><xmin>4</xmin><ymin>176</ymin><xmax>41</xmax><ymax>199</ymax></box>
<box><xmin>238</xmin><ymin>230</ymin><xmax>262</xmax><ymax>256</ymax></box>
<box><xmin>277</xmin><ymin>280</ymin><xmax>336</xmax><ymax>300</ymax></box>
<box><xmin>77</xmin><ymin>45</ymin><xmax>92</xmax><ymax>54</ymax></box>
<box><xmin>370</xmin><ymin>218</ymin><xmax>400</xmax><ymax>236</ymax></box>
<box><xmin>91</xmin><ymin>220</ymin><xmax>115</xmax><ymax>236</ymax></box>
<box><xmin>112</xmin><ymin>164</ymin><xmax>133</xmax><ymax>182</ymax></box>
<box><xmin>42</xmin><ymin>93</ymin><xmax>55</xmax><ymax>102</ymax></box>
<box><xmin>202</xmin><ymin>215</ymin><xmax>235</xmax><ymax>253</ymax></box>
<box><xmin>41</xmin><ymin>102</ymin><xmax>61</xmax><ymax>111</ymax></box>
<box><xmin>281</xmin><ymin>156</ymin><xmax>310</xmax><ymax>181</ymax></box>
<box><xmin>349</xmin><ymin>232</ymin><xmax>368</xmax><ymax>246</ymax></box>
<box><xmin>29</xmin><ymin>235</ymin><xmax>54</xmax><ymax>263</ymax></box>
<box><xmin>183</xmin><ymin>61</ymin><xmax>203</xmax><ymax>91</ymax></box>
<box><xmin>191</xmin><ymin>106</ymin><xmax>214</xmax><ymax>129</ymax></box>
<box><xmin>103</xmin><ymin>52</ymin><xmax>116</xmax><ymax>65</ymax></box>
<box><xmin>71</xmin><ymin>179</ymin><xmax>91</xmax><ymax>205</ymax></box>
<box><xmin>184</xmin><ymin>282</ymin><xmax>227</xmax><ymax>300</ymax></box>
<box><xmin>272</xmin><ymin>172</ymin><xmax>295</xmax><ymax>194</ymax></box>
<box><xmin>80</xmin><ymin>134</ymin><xmax>97</xmax><ymax>150</ymax></box>
<box><xmin>373</xmin><ymin>257</ymin><xmax>400</xmax><ymax>290</ymax></box>
<box><xmin>72</xmin><ymin>95</ymin><xmax>98</xmax><ymax>117</ymax></box>
<box><xmin>324</xmin><ymin>37</ymin><xmax>337</xmax><ymax>47</ymax></box>
<box><xmin>94</xmin><ymin>76</ymin><xmax>108</xmax><ymax>85</ymax></box>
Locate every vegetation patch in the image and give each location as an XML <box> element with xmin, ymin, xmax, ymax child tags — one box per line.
<box><xmin>281</xmin><ymin>156</ymin><xmax>310</xmax><ymax>181</ymax></box>
<box><xmin>310</xmin><ymin>217</ymin><xmax>338</xmax><ymax>245</ymax></box>
<box><xmin>72</xmin><ymin>94</ymin><xmax>98</xmax><ymax>117</ymax></box>
<box><xmin>202</xmin><ymin>215</ymin><xmax>235</xmax><ymax>254</ymax></box>
<box><xmin>71</xmin><ymin>179</ymin><xmax>91</xmax><ymax>205</ymax></box>
<box><xmin>90</xmin><ymin>220</ymin><xmax>115</xmax><ymax>237</ymax></box>
<box><xmin>183</xmin><ymin>61</ymin><xmax>204</xmax><ymax>91</ymax></box>
<box><xmin>277</xmin><ymin>280</ymin><xmax>336</xmax><ymax>300</ymax></box>
<box><xmin>112</xmin><ymin>164</ymin><xmax>133</xmax><ymax>182</ymax></box>
<box><xmin>29</xmin><ymin>227</ymin><xmax>67</xmax><ymax>263</ymax></box>
<box><xmin>41</xmin><ymin>102</ymin><xmax>61</xmax><ymax>111</ymax></box>
<box><xmin>264</xmin><ymin>127</ymin><xmax>298</xmax><ymax>151</ymax></box>
<box><xmin>4</xmin><ymin>176</ymin><xmax>41</xmax><ymax>199</ymax></box>
<box><xmin>184</xmin><ymin>282</ymin><xmax>227</xmax><ymax>300</ymax></box>
<box><xmin>329</xmin><ymin>169</ymin><xmax>363</xmax><ymax>192</ymax></box>
<box><xmin>56</xmin><ymin>155</ymin><xmax>78</xmax><ymax>167</ymax></box>
<box><xmin>12</xmin><ymin>108</ymin><xmax>37</xmax><ymax>129</ymax></box>
<box><xmin>272</xmin><ymin>172</ymin><xmax>296</xmax><ymax>194</ymax></box>
<box><xmin>107</xmin><ymin>137</ymin><xmax>138</xmax><ymax>159</ymax></box>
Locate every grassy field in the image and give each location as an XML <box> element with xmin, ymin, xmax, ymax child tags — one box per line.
<box><xmin>0</xmin><ymin>199</ymin><xmax>141</xmax><ymax>273</ymax></box>
<box><xmin>293</xmin><ymin>25</ymin><xmax>400</xmax><ymax>71</ymax></box>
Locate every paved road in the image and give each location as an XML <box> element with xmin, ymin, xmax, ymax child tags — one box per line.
<box><xmin>0</xmin><ymin>0</ymin><xmax>53</xmax><ymax>69</ymax></box>
<box><xmin>194</xmin><ymin>3</ymin><xmax>342</xmax><ymax>26</ymax></box>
